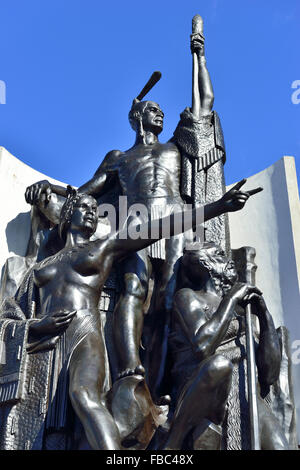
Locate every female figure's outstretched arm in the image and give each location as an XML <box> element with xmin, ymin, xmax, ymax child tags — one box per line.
<box><xmin>106</xmin><ymin>180</ymin><xmax>262</xmax><ymax>261</ymax></box>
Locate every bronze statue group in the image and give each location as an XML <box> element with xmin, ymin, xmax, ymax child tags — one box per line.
<box><xmin>0</xmin><ymin>16</ymin><xmax>297</xmax><ymax>450</ymax></box>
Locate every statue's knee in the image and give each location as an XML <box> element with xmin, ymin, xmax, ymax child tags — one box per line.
<box><xmin>123</xmin><ymin>273</ymin><xmax>147</xmax><ymax>301</ymax></box>
<box><xmin>70</xmin><ymin>385</ymin><xmax>86</xmax><ymax>410</ymax></box>
<box><xmin>207</xmin><ymin>354</ymin><xmax>233</xmax><ymax>383</ymax></box>
<box><xmin>69</xmin><ymin>385</ymin><xmax>96</xmax><ymax>412</ymax></box>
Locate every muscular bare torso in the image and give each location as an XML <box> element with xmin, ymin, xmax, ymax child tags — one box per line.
<box><xmin>170</xmin><ymin>288</ymin><xmax>244</xmax><ymax>368</ymax></box>
<box><xmin>173</xmin><ymin>288</ymin><xmax>221</xmax><ymax>335</ymax></box>
<box><xmin>108</xmin><ymin>141</ymin><xmax>182</xmax><ymax>205</ymax></box>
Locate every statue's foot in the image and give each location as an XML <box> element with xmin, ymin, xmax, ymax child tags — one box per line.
<box><xmin>111</xmin><ymin>372</ymin><xmax>169</xmax><ymax>450</ymax></box>
<box><xmin>117</xmin><ymin>364</ymin><xmax>145</xmax><ymax>380</ymax></box>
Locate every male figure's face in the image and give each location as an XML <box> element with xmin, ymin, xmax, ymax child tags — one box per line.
<box><xmin>141</xmin><ymin>101</ymin><xmax>164</xmax><ymax>135</ymax></box>
<box><xmin>185</xmin><ymin>245</ymin><xmax>238</xmax><ymax>286</ymax></box>
<box><xmin>204</xmin><ymin>246</ymin><xmax>238</xmax><ymax>285</ymax></box>
<box><xmin>71</xmin><ymin>195</ymin><xmax>98</xmax><ymax>236</ymax></box>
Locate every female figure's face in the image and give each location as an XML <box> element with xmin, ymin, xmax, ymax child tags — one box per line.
<box><xmin>70</xmin><ymin>194</ymin><xmax>98</xmax><ymax>236</ymax></box>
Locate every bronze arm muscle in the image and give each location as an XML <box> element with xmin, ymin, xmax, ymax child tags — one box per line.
<box><xmin>191</xmin><ymin>15</ymin><xmax>214</xmax><ymax>118</ymax></box>
<box><xmin>25</xmin><ymin>150</ymin><xmax>120</xmax><ymax>225</ymax></box>
<box><xmin>106</xmin><ymin>179</ymin><xmax>262</xmax><ymax>261</ymax></box>
<box><xmin>174</xmin><ymin>284</ymin><xmax>262</xmax><ymax>362</ymax></box>
<box><xmin>250</xmin><ymin>296</ymin><xmax>281</xmax><ymax>386</ymax></box>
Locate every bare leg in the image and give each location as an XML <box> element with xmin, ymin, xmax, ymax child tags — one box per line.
<box><xmin>164</xmin><ymin>355</ymin><xmax>232</xmax><ymax>450</ymax></box>
<box><xmin>146</xmin><ymin>234</ymin><xmax>185</xmax><ymax>397</ymax></box>
<box><xmin>68</xmin><ymin>330</ymin><xmax>122</xmax><ymax>450</ymax></box>
<box><xmin>113</xmin><ymin>250</ymin><xmax>151</xmax><ymax>378</ymax></box>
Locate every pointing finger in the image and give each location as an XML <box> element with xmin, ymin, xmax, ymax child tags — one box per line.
<box><xmin>45</xmin><ymin>186</ymin><xmax>52</xmax><ymax>202</ymax></box>
<box><xmin>247</xmin><ymin>187</ymin><xmax>263</xmax><ymax>196</ymax></box>
<box><xmin>34</xmin><ymin>187</ymin><xmax>42</xmax><ymax>204</ymax></box>
<box><xmin>55</xmin><ymin>312</ymin><xmax>77</xmax><ymax>324</ymax></box>
<box><xmin>231</xmin><ymin>178</ymin><xmax>247</xmax><ymax>191</ymax></box>
<box><xmin>53</xmin><ymin>310</ymin><xmax>77</xmax><ymax>318</ymax></box>
<box><xmin>56</xmin><ymin>317</ymin><xmax>74</xmax><ymax>325</ymax></box>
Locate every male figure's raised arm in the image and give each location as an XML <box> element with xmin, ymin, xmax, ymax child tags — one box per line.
<box><xmin>190</xmin><ymin>15</ymin><xmax>214</xmax><ymax>119</ymax></box>
<box><xmin>78</xmin><ymin>150</ymin><xmax>120</xmax><ymax>196</ymax></box>
<box><xmin>25</xmin><ymin>150</ymin><xmax>120</xmax><ymax>224</ymax></box>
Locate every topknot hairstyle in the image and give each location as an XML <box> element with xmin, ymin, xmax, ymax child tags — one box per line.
<box><xmin>59</xmin><ymin>186</ymin><xmax>82</xmax><ymax>241</ymax></box>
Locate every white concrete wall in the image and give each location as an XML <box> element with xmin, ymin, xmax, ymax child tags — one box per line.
<box><xmin>228</xmin><ymin>156</ymin><xmax>300</xmax><ymax>436</ymax></box>
<box><xmin>228</xmin><ymin>157</ymin><xmax>300</xmax><ymax>328</ymax></box>
<box><xmin>0</xmin><ymin>146</ymin><xmax>66</xmax><ymax>274</ymax></box>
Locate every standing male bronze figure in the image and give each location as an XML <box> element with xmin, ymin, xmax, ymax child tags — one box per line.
<box><xmin>24</xmin><ymin>20</ymin><xmax>227</xmax><ymax>399</ymax></box>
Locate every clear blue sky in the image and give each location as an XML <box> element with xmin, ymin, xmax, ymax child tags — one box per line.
<box><xmin>0</xmin><ymin>0</ymin><xmax>299</xmax><ymax>188</ymax></box>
